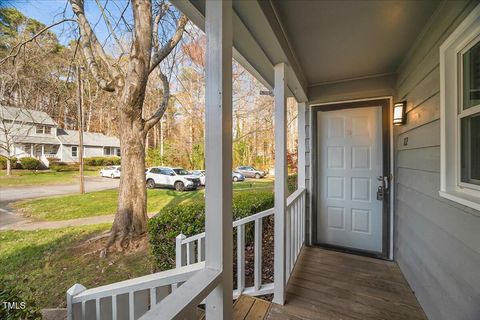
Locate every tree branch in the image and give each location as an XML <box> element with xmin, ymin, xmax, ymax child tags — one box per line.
<box><xmin>144</xmin><ymin>70</ymin><xmax>169</xmax><ymax>131</ymax></box>
<box><xmin>149</xmin><ymin>14</ymin><xmax>188</xmax><ymax>74</ymax></box>
<box><xmin>70</xmin><ymin>0</ymin><xmax>123</xmax><ymax>91</ymax></box>
<box><xmin>0</xmin><ymin>18</ymin><xmax>75</xmax><ymax>66</ymax></box>
<box><xmin>94</xmin><ymin>0</ymin><xmax>125</xmax><ymax>54</ymax></box>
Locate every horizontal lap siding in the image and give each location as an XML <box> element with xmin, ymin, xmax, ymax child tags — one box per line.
<box><xmin>393</xmin><ymin>1</ymin><xmax>480</xmax><ymax>319</ymax></box>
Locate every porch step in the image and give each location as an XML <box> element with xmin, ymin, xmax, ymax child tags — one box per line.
<box><xmin>233</xmin><ymin>295</ymin><xmax>272</xmax><ymax>320</ymax></box>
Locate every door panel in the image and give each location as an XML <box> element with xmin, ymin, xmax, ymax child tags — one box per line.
<box><xmin>317</xmin><ymin>106</ymin><xmax>383</xmax><ymax>253</ymax></box>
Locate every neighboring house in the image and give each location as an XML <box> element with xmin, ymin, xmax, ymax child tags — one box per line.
<box><xmin>0</xmin><ymin>106</ymin><xmax>120</xmax><ymax>167</ymax></box>
<box><xmin>66</xmin><ymin>1</ymin><xmax>480</xmax><ymax>320</ymax></box>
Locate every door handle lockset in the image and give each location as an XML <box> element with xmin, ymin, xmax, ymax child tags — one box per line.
<box><xmin>377</xmin><ymin>186</ymin><xmax>384</xmax><ymax>201</ymax></box>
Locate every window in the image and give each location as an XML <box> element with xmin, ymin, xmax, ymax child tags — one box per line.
<box><xmin>440</xmin><ymin>5</ymin><xmax>480</xmax><ymax>211</ymax></box>
<box><xmin>460</xmin><ymin>39</ymin><xmax>480</xmax><ymax>188</ymax></box>
<box><xmin>72</xmin><ymin>146</ymin><xmax>78</xmax><ymax>157</ymax></box>
<box><xmin>104</xmin><ymin>147</ymin><xmax>111</xmax><ymax>156</ymax></box>
<box><xmin>36</xmin><ymin>126</ymin><xmax>44</xmax><ymax>134</ymax></box>
<box><xmin>116</xmin><ymin>148</ymin><xmax>120</xmax><ymax>157</ymax></box>
<box><xmin>44</xmin><ymin>126</ymin><xmax>52</xmax><ymax>134</ymax></box>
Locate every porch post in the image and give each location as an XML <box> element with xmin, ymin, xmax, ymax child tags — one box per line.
<box><xmin>204</xmin><ymin>0</ymin><xmax>233</xmax><ymax>319</ymax></box>
<box><xmin>297</xmin><ymin>102</ymin><xmax>307</xmax><ymax>189</ymax></box>
<box><xmin>273</xmin><ymin>62</ymin><xmax>288</xmax><ymax>305</ymax></box>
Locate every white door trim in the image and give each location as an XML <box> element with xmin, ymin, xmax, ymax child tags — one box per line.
<box><xmin>309</xmin><ymin>96</ymin><xmax>394</xmax><ymax>260</ymax></box>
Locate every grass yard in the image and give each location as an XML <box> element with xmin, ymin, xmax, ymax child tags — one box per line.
<box><xmin>0</xmin><ymin>169</ymin><xmax>98</xmax><ymax>187</ymax></box>
<box><xmin>13</xmin><ymin>178</ymin><xmax>274</xmax><ymax>221</ymax></box>
<box><xmin>0</xmin><ymin>224</ymin><xmax>153</xmax><ymax>309</ymax></box>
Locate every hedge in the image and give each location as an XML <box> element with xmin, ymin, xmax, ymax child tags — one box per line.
<box><xmin>148</xmin><ymin>190</ymin><xmax>274</xmax><ymax>271</ymax></box>
<box><xmin>0</xmin><ymin>157</ymin><xmax>18</xmax><ymax>170</ymax></box>
<box><xmin>19</xmin><ymin>157</ymin><xmax>41</xmax><ymax>170</ymax></box>
<box><xmin>84</xmin><ymin>156</ymin><xmax>121</xmax><ymax>166</ymax></box>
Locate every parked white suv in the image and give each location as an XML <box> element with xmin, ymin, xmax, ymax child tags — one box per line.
<box><xmin>145</xmin><ymin>167</ymin><xmax>201</xmax><ymax>191</ymax></box>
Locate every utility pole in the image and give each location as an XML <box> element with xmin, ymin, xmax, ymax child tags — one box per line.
<box><xmin>76</xmin><ymin>65</ymin><xmax>85</xmax><ymax>194</ymax></box>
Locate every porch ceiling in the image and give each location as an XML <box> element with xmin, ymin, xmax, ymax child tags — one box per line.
<box><xmin>272</xmin><ymin>0</ymin><xmax>440</xmax><ymax>86</ymax></box>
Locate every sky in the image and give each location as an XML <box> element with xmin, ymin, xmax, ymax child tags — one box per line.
<box><xmin>3</xmin><ymin>0</ymin><xmax>134</xmax><ymax>46</ymax></box>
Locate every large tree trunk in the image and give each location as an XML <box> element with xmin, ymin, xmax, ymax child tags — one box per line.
<box><xmin>109</xmin><ymin>114</ymin><xmax>148</xmax><ymax>247</ymax></box>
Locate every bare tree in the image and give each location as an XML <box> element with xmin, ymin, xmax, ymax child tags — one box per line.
<box><xmin>68</xmin><ymin>0</ymin><xmax>188</xmax><ymax>251</ymax></box>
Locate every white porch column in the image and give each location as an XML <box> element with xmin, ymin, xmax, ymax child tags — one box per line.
<box><xmin>297</xmin><ymin>102</ymin><xmax>307</xmax><ymax>189</ymax></box>
<box><xmin>273</xmin><ymin>62</ymin><xmax>288</xmax><ymax>305</ymax></box>
<box><xmin>204</xmin><ymin>0</ymin><xmax>233</xmax><ymax>319</ymax></box>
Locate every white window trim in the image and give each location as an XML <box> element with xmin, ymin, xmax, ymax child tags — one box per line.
<box><xmin>440</xmin><ymin>4</ymin><xmax>480</xmax><ymax>211</ymax></box>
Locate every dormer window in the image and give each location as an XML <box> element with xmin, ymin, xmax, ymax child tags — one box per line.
<box><xmin>35</xmin><ymin>125</ymin><xmax>52</xmax><ymax>134</ymax></box>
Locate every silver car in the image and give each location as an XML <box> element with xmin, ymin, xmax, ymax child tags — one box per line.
<box><xmin>234</xmin><ymin>166</ymin><xmax>266</xmax><ymax>179</ymax></box>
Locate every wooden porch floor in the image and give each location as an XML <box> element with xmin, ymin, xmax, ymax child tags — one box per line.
<box><xmin>266</xmin><ymin>247</ymin><xmax>427</xmax><ymax>320</ymax></box>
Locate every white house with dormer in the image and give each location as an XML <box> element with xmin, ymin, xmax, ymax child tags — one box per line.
<box><xmin>0</xmin><ymin>106</ymin><xmax>120</xmax><ymax>167</ymax></box>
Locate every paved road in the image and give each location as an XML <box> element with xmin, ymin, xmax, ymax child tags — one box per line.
<box><xmin>0</xmin><ymin>177</ymin><xmax>119</xmax><ymax>230</ymax></box>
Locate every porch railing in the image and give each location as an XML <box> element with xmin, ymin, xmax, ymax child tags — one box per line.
<box><xmin>44</xmin><ymin>153</ymin><xmax>58</xmax><ymax>158</ymax></box>
<box><xmin>177</xmin><ymin>207</ymin><xmax>276</xmax><ymax>298</ymax></box>
<box><xmin>285</xmin><ymin>188</ymin><xmax>306</xmax><ymax>282</ymax></box>
<box><xmin>176</xmin><ymin>187</ymin><xmax>306</xmax><ymax>297</ymax></box>
<box><xmin>66</xmin><ymin>262</ymin><xmax>205</xmax><ymax>320</ymax></box>
<box><xmin>66</xmin><ymin>188</ymin><xmax>306</xmax><ymax>319</ymax></box>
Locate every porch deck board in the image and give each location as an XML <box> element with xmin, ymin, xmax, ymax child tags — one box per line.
<box><xmin>233</xmin><ymin>295</ymin><xmax>272</xmax><ymax>320</ymax></box>
<box><xmin>266</xmin><ymin>247</ymin><xmax>427</xmax><ymax>320</ymax></box>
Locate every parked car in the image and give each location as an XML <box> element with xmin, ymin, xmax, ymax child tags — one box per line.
<box><xmin>190</xmin><ymin>170</ymin><xmax>206</xmax><ymax>186</ymax></box>
<box><xmin>100</xmin><ymin>166</ymin><xmax>121</xmax><ymax>178</ymax></box>
<box><xmin>232</xmin><ymin>171</ymin><xmax>245</xmax><ymax>182</ymax></box>
<box><xmin>234</xmin><ymin>166</ymin><xmax>267</xmax><ymax>179</ymax></box>
<box><xmin>146</xmin><ymin>167</ymin><xmax>201</xmax><ymax>191</ymax></box>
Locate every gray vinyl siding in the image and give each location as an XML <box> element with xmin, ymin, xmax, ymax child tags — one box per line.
<box><xmin>394</xmin><ymin>1</ymin><xmax>480</xmax><ymax>319</ymax></box>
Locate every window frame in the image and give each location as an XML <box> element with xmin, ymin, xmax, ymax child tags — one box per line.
<box><xmin>71</xmin><ymin>146</ymin><xmax>78</xmax><ymax>157</ymax></box>
<box><xmin>457</xmin><ymin>35</ymin><xmax>480</xmax><ymax>192</ymax></box>
<box><xmin>439</xmin><ymin>4</ymin><xmax>480</xmax><ymax>212</ymax></box>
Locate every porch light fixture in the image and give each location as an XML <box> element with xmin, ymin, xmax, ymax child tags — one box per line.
<box><xmin>393</xmin><ymin>101</ymin><xmax>407</xmax><ymax>125</ymax></box>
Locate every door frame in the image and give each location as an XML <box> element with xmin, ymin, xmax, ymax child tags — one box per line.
<box><xmin>310</xmin><ymin>97</ymin><xmax>394</xmax><ymax>260</ymax></box>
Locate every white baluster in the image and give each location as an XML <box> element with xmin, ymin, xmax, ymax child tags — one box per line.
<box><xmin>81</xmin><ymin>301</ymin><xmax>86</xmax><ymax>320</ymax></box>
<box><xmin>285</xmin><ymin>206</ymin><xmax>291</xmax><ymax>278</ymax></box>
<box><xmin>112</xmin><ymin>295</ymin><xmax>117</xmax><ymax>320</ymax></box>
<box><xmin>292</xmin><ymin>199</ymin><xmax>298</xmax><ymax>258</ymax></box>
<box><xmin>129</xmin><ymin>291</ymin><xmax>134</xmax><ymax>320</ymax></box>
<box><xmin>150</xmin><ymin>287</ymin><xmax>157</xmax><ymax>308</ymax></box>
<box><xmin>175</xmin><ymin>234</ymin><xmax>186</xmax><ymax>268</ymax></box>
<box><xmin>197</xmin><ymin>239</ymin><xmax>202</xmax><ymax>262</ymax></box>
<box><xmin>290</xmin><ymin>205</ymin><xmax>295</xmax><ymax>271</ymax></box>
<box><xmin>96</xmin><ymin>298</ymin><xmax>100</xmax><ymax>320</ymax></box>
<box><xmin>237</xmin><ymin>224</ymin><xmax>245</xmax><ymax>294</ymax></box>
<box><xmin>254</xmin><ymin>218</ymin><xmax>263</xmax><ymax>291</ymax></box>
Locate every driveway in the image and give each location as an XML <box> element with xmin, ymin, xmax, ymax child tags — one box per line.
<box><xmin>0</xmin><ymin>177</ymin><xmax>119</xmax><ymax>229</ymax></box>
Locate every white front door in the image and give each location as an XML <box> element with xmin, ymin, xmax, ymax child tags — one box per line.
<box><xmin>317</xmin><ymin>106</ymin><xmax>383</xmax><ymax>253</ymax></box>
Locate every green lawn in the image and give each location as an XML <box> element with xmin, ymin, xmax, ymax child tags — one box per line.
<box><xmin>0</xmin><ymin>224</ymin><xmax>153</xmax><ymax>309</ymax></box>
<box><xmin>0</xmin><ymin>169</ymin><xmax>98</xmax><ymax>187</ymax></box>
<box><xmin>14</xmin><ymin>178</ymin><xmax>274</xmax><ymax>221</ymax></box>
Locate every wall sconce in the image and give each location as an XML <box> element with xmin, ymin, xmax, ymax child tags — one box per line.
<box><xmin>393</xmin><ymin>101</ymin><xmax>406</xmax><ymax>125</ymax></box>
